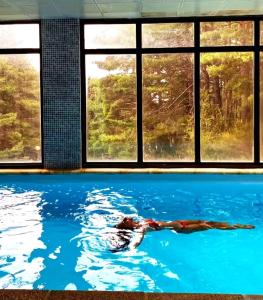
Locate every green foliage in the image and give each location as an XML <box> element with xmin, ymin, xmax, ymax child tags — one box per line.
<box><xmin>143</xmin><ymin>23</ymin><xmax>193</xmax><ymax>48</ymax></box>
<box><xmin>201</xmin><ymin>21</ymin><xmax>253</xmax><ymax>46</ymax></box>
<box><xmin>0</xmin><ymin>55</ymin><xmax>40</xmax><ymax>161</ymax></box>
<box><xmin>201</xmin><ymin>51</ymin><xmax>253</xmax><ymax>161</ymax></box>
<box><xmin>87</xmin><ymin>59</ymin><xmax>136</xmax><ymax>160</ymax></box>
<box><xmin>87</xmin><ymin>22</ymin><xmax>256</xmax><ymax>162</ymax></box>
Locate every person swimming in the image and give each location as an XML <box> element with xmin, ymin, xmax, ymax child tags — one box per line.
<box><xmin>111</xmin><ymin>217</ymin><xmax>255</xmax><ymax>252</ymax></box>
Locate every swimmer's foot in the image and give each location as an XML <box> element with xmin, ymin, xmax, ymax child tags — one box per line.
<box><xmin>233</xmin><ymin>224</ymin><xmax>255</xmax><ymax>229</ymax></box>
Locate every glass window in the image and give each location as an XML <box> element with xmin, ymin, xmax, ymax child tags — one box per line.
<box><xmin>84</xmin><ymin>21</ymin><xmax>260</xmax><ymax>166</ymax></box>
<box><xmin>0</xmin><ymin>24</ymin><xmax>39</xmax><ymax>48</ymax></box>
<box><xmin>200</xmin><ymin>21</ymin><xmax>253</xmax><ymax>46</ymax></box>
<box><xmin>200</xmin><ymin>52</ymin><xmax>254</xmax><ymax>162</ymax></box>
<box><xmin>143</xmin><ymin>53</ymin><xmax>194</xmax><ymax>162</ymax></box>
<box><xmin>260</xmin><ymin>52</ymin><xmax>263</xmax><ymax>161</ymax></box>
<box><xmin>142</xmin><ymin>23</ymin><xmax>194</xmax><ymax>48</ymax></box>
<box><xmin>86</xmin><ymin>54</ymin><xmax>137</xmax><ymax>161</ymax></box>
<box><xmin>84</xmin><ymin>24</ymin><xmax>136</xmax><ymax>49</ymax></box>
<box><xmin>0</xmin><ymin>54</ymin><xmax>41</xmax><ymax>163</ymax></box>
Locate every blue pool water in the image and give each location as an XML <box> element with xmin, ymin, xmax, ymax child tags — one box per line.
<box><xmin>0</xmin><ymin>174</ymin><xmax>262</xmax><ymax>293</ymax></box>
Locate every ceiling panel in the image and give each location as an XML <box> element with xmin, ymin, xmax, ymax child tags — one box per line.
<box><xmin>0</xmin><ymin>0</ymin><xmax>263</xmax><ymax>20</ymax></box>
<box><xmin>83</xmin><ymin>3</ymin><xmax>101</xmax><ymax>17</ymax></box>
<box><xmin>142</xmin><ymin>0</ymin><xmax>180</xmax><ymax>15</ymax></box>
<box><xmin>98</xmin><ymin>1</ymin><xmax>139</xmax><ymax>17</ymax></box>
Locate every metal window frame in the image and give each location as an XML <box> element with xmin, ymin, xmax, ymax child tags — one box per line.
<box><xmin>81</xmin><ymin>16</ymin><xmax>263</xmax><ymax>168</ymax></box>
<box><xmin>0</xmin><ymin>20</ymin><xmax>43</xmax><ymax>169</ymax></box>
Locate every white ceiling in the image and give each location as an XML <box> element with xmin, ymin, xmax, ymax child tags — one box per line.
<box><xmin>0</xmin><ymin>0</ymin><xmax>262</xmax><ymax>20</ymax></box>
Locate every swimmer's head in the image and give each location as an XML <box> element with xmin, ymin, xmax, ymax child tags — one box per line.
<box><xmin>116</xmin><ymin>217</ymin><xmax>138</xmax><ymax>230</ymax></box>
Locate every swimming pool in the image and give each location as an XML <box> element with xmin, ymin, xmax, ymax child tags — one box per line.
<box><xmin>0</xmin><ymin>173</ymin><xmax>262</xmax><ymax>294</ymax></box>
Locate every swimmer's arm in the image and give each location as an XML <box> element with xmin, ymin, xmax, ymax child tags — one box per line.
<box><xmin>129</xmin><ymin>227</ymin><xmax>147</xmax><ymax>249</ymax></box>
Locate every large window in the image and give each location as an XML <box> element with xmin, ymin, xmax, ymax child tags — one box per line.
<box><xmin>261</xmin><ymin>23</ymin><xmax>263</xmax><ymax>162</ymax></box>
<box><xmin>86</xmin><ymin>54</ymin><xmax>137</xmax><ymax>161</ymax></box>
<box><xmin>0</xmin><ymin>23</ymin><xmax>41</xmax><ymax>165</ymax></box>
<box><xmin>84</xmin><ymin>25</ymin><xmax>137</xmax><ymax>162</ymax></box>
<box><xmin>200</xmin><ymin>21</ymin><xmax>253</xmax><ymax>46</ymax></box>
<box><xmin>201</xmin><ymin>52</ymin><xmax>254</xmax><ymax>162</ymax></box>
<box><xmin>261</xmin><ymin>52</ymin><xmax>263</xmax><ymax>161</ymax></box>
<box><xmin>143</xmin><ymin>53</ymin><xmax>194</xmax><ymax>162</ymax></box>
<box><xmin>82</xmin><ymin>18</ymin><xmax>263</xmax><ymax>167</ymax></box>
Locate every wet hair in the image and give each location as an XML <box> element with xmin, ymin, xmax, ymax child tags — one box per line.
<box><xmin>115</xmin><ymin>217</ymin><xmax>135</xmax><ymax>230</ymax></box>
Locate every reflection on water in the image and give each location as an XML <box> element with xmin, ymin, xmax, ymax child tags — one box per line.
<box><xmin>0</xmin><ymin>188</ymin><xmax>45</xmax><ymax>288</ymax></box>
<box><xmin>73</xmin><ymin>188</ymin><xmax>176</xmax><ymax>291</ymax></box>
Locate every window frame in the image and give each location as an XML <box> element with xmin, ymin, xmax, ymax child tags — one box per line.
<box><xmin>81</xmin><ymin>16</ymin><xmax>262</xmax><ymax>168</ymax></box>
<box><xmin>0</xmin><ymin>20</ymin><xmax>43</xmax><ymax>169</ymax></box>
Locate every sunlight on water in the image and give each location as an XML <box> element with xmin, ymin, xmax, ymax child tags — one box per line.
<box><xmin>73</xmin><ymin>188</ymin><xmax>159</xmax><ymax>291</ymax></box>
<box><xmin>0</xmin><ymin>188</ymin><xmax>45</xmax><ymax>288</ymax></box>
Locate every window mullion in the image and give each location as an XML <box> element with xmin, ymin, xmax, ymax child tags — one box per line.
<box><xmin>254</xmin><ymin>19</ymin><xmax>260</xmax><ymax>164</ymax></box>
<box><xmin>194</xmin><ymin>21</ymin><xmax>201</xmax><ymax>164</ymax></box>
<box><xmin>136</xmin><ymin>23</ymin><xmax>143</xmax><ymax>165</ymax></box>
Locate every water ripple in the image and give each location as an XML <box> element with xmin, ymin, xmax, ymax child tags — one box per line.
<box><xmin>0</xmin><ymin>188</ymin><xmax>45</xmax><ymax>289</ymax></box>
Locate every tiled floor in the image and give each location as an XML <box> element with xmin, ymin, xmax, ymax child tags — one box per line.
<box><xmin>0</xmin><ymin>291</ymin><xmax>262</xmax><ymax>300</ymax></box>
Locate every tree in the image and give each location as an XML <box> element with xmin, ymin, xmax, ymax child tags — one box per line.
<box><xmin>86</xmin><ymin>21</ymin><xmax>255</xmax><ymax>162</ymax></box>
<box><xmin>0</xmin><ymin>55</ymin><xmax>40</xmax><ymax>161</ymax></box>
<box><xmin>87</xmin><ymin>55</ymin><xmax>136</xmax><ymax>160</ymax></box>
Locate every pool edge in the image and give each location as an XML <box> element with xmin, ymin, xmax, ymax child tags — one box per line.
<box><xmin>0</xmin><ymin>290</ymin><xmax>261</xmax><ymax>300</ymax></box>
<box><xmin>2</xmin><ymin>168</ymin><xmax>263</xmax><ymax>174</ymax></box>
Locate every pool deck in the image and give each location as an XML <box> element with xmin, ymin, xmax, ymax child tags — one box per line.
<box><xmin>0</xmin><ymin>291</ymin><xmax>262</xmax><ymax>300</ymax></box>
<box><xmin>2</xmin><ymin>168</ymin><xmax>263</xmax><ymax>174</ymax></box>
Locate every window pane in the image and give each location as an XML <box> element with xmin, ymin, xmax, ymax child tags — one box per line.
<box><xmin>84</xmin><ymin>24</ymin><xmax>136</xmax><ymax>49</ymax></box>
<box><xmin>0</xmin><ymin>24</ymin><xmax>39</xmax><ymax>48</ymax></box>
<box><xmin>142</xmin><ymin>23</ymin><xmax>194</xmax><ymax>48</ymax></box>
<box><xmin>0</xmin><ymin>54</ymin><xmax>41</xmax><ymax>162</ymax></box>
<box><xmin>143</xmin><ymin>53</ymin><xmax>194</xmax><ymax>162</ymax></box>
<box><xmin>201</xmin><ymin>52</ymin><xmax>253</xmax><ymax>162</ymax></box>
<box><xmin>200</xmin><ymin>21</ymin><xmax>253</xmax><ymax>46</ymax></box>
<box><xmin>261</xmin><ymin>52</ymin><xmax>263</xmax><ymax>161</ymax></box>
<box><xmin>86</xmin><ymin>55</ymin><xmax>137</xmax><ymax>161</ymax></box>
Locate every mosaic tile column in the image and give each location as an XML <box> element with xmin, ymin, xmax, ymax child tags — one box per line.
<box><xmin>41</xmin><ymin>19</ymin><xmax>81</xmax><ymax>169</ymax></box>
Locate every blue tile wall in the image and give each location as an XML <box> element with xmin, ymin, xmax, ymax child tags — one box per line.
<box><xmin>41</xmin><ymin>19</ymin><xmax>81</xmax><ymax>169</ymax></box>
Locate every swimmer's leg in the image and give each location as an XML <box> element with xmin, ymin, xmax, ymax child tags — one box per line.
<box><xmin>232</xmin><ymin>224</ymin><xmax>255</xmax><ymax>229</ymax></box>
<box><xmin>206</xmin><ymin>221</ymin><xmax>255</xmax><ymax>230</ymax></box>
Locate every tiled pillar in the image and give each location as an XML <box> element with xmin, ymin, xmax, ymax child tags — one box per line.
<box><xmin>41</xmin><ymin>19</ymin><xmax>81</xmax><ymax>169</ymax></box>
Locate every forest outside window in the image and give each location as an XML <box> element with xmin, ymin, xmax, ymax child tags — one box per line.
<box><xmin>86</xmin><ymin>54</ymin><xmax>137</xmax><ymax>161</ymax></box>
<box><xmin>261</xmin><ymin>23</ymin><xmax>263</xmax><ymax>162</ymax></box>
<box><xmin>200</xmin><ymin>21</ymin><xmax>254</xmax><ymax>46</ymax></box>
<box><xmin>200</xmin><ymin>52</ymin><xmax>254</xmax><ymax>162</ymax></box>
<box><xmin>0</xmin><ymin>24</ymin><xmax>41</xmax><ymax>164</ymax></box>
<box><xmin>200</xmin><ymin>21</ymin><xmax>254</xmax><ymax>162</ymax></box>
<box><xmin>84</xmin><ymin>24</ymin><xmax>137</xmax><ymax>162</ymax></box>
<box><xmin>142</xmin><ymin>23</ymin><xmax>194</xmax><ymax>48</ymax></box>
<box><xmin>260</xmin><ymin>21</ymin><xmax>263</xmax><ymax>45</ymax></box>
<box><xmin>83</xmin><ymin>19</ymin><xmax>263</xmax><ymax>166</ymax></box>
<box><xmin>261</xmin><ymin>52</ymin><xmax>263</xmax><ymax>161</ymax></box>
<box><xmin>143</xmin><ymin>53</ymin><xmax>195</xmax><ymax>162</ymax></box>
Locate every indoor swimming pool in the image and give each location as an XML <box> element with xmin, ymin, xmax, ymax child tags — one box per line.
<box><xmin>0</xmin><ymin>174</ymin><xmax>262</xmax><ymax>294</ymax></box>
